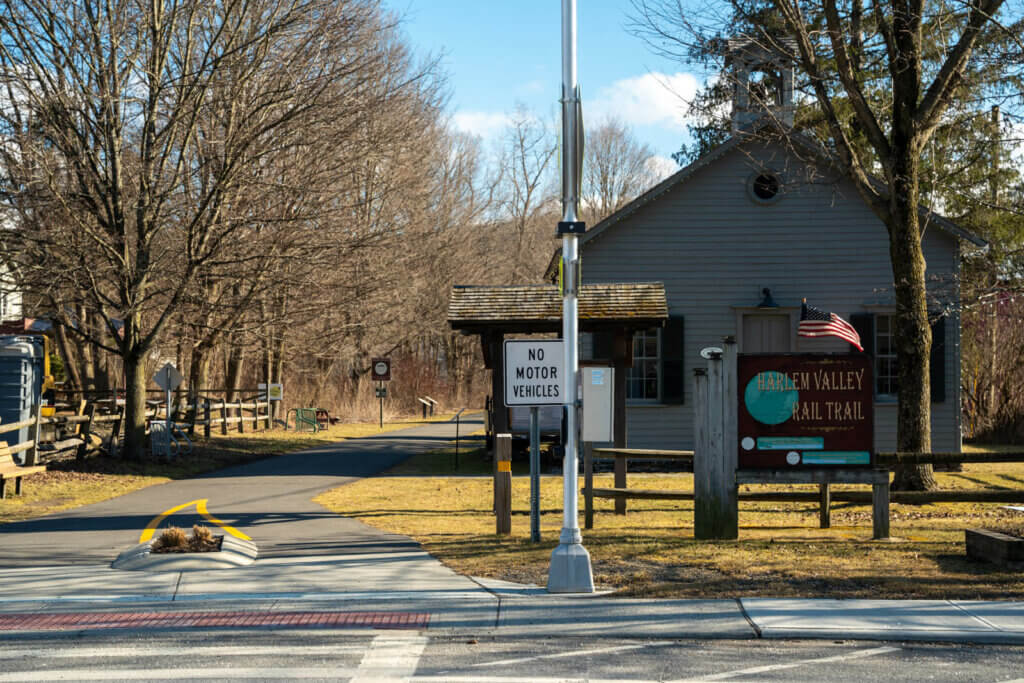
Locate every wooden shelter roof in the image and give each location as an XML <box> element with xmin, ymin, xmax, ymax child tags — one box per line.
<box><xmin>448</xmin><ymin>283</ymin><xmax>668</xmax><ymax>334</ymax></box>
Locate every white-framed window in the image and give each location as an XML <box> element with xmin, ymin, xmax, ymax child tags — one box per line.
<box><xmin>627</xmin><ymin>327</ymin><xmax>660</xmax><ymax>401</ymax></box>
<box><xmin>875</xmin><ymin>313</ymin><xmax>898</xmax><ymax>399</ymax></box>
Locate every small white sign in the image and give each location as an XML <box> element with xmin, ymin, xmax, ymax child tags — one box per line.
<box><xmin>504</xmin><ymin>339</ymin><xmax>565</xmax><ymax>406</ymax></box>
<box><xmin>258</xmin><ymin>383</ymin><xmax>284</xmax><ymax>401</ymax></box>
<box><xmin>153</xmin><ymin>363</ymin><xmax>183</xmax><ymax>392</ymax></box>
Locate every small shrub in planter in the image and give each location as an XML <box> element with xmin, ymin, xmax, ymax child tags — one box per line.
<box><xmin>152</xmin><ymin>525</ymin><xmax>222</xmax><ymax>553</ymax></box>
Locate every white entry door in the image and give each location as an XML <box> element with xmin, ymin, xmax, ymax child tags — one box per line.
<box><xmin>742</xmin><ymin>314</ymin><xmax>791</xmax><ymax>353</ymax></box>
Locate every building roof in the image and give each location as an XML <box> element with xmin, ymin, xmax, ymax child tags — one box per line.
<box><xmin>566</xmin><ymin>124</ymin><xmax>987</xmax><ymax>262</ymax></box>
<box><xmin>448</xmin><ymin>283</ymin><xmax>668</xmax><ymax>334</ymax></box>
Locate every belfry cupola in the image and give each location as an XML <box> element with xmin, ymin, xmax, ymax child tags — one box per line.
<box><xmin>726</xmin><ymin>37</ymin><xmax>796</xmax><ymax>133</ymax></box>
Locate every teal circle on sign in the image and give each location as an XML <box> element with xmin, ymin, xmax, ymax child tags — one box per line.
<box><xmin>744</xmin><ymin>371</ymin><xmax>798</xmax><ymax>425</ymax></box>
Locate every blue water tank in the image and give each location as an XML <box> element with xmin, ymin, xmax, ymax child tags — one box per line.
<box><xmin>0</xmin><ymin>336</ymin><xmax>44</xmax><ymax>455</ymax></box>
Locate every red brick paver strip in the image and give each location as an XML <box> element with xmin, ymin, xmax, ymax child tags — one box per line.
<box><xmin>0</xmin><ymin>610</ymin><xmax>430</xmax><ymax>633</ymax></box>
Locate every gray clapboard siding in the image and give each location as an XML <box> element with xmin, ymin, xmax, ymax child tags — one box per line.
<box><xmin>580</xmin><ymin>140</ymin><xmax>962</xmax><ymax>453</ymax></box>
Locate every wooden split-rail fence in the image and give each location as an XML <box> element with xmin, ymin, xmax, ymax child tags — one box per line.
<box><xmin>582</xmin><ymin>445</ymin><xmax>1024</xmax><ymax>540</ymax></box>
<box><xmin>0</xmin><ymin>392</ymin><xmax>275</xmax><ymax>466</ymax></box>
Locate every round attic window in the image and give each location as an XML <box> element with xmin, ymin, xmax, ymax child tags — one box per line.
<box><xmin>745</xmin><ymin>171</ymin><xmax>782</xmax><ymax>202</ymax></box>
<box><xmin>751</xmin><ymin>172</ymin><xmax>781</xmax><ymax>202</ymax></box>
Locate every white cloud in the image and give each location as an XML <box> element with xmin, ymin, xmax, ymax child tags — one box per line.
<box><xmin>645</xmin><ymin>155</ymin><xmax>679</xmax><ymax>181</ymax></box>
<box><xmin>451</xmin><ymin>110</ymin><xmax>512</xmax><ymax>139</ymax></box>
<box><xmin>586</xmin><ymin>72</ymin><xmax>700</xmax><ymax>131</ymax></box>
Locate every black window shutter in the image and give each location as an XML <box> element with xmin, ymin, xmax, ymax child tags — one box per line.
<box><xmin>930</xmin><ymin>315</ymin><xmax>946</xmax><ymax>403</ymax></box>
<box><xmin>661</xmin><ymin>316</ymin><xmax>685</xmax><ymax>404</ymax></box>
<box><xmin>850</xmin><ymin>313</ymin><xmax>874</xmax><ymax>357</ymax></box>
<box><xmin>591</xmin><ymin>331</ymin><xmax>613</xmax><ymax>361</ymax></box>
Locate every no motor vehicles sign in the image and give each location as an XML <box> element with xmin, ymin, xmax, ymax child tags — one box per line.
<box><xmin>504</xmin><ymin>339</ymin><xmax>565</xmax><ymax>406</ymax></box>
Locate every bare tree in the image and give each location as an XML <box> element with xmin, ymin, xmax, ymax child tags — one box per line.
<box><xmin>494</xmin><ymin>106</ymin><xmax>559</xmax><ymax>283</ymax></box>
<box><xmin>0</xmin><ymin>0</ymin><xmax>408</xmax><ymax>458</ymax></box>
<box><xmin>632</xmin><ymin>0</ymin><xmax>1023</xmax><ymax>489</ymax></box>
<box><xmin>582</xmin><ymin>116</ymin><xmax>661</xmax><ymax>224</ymax></box>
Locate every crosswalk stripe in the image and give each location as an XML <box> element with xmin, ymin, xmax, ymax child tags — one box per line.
<box><xmin>0</xmin><ymin>668</ymin><xmax>358</xmax><ymax>681</ymax></box>
<box><xmin>352</xmin><ymin>632</ymin><xmax>429</xmax><ymax>682</ymax></box>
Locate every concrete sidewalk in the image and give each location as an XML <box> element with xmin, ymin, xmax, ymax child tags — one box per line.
<box><xmin>1</xmin><ymin>555</ymin><xmax>1023</xmax><ymax>644</ymax></box>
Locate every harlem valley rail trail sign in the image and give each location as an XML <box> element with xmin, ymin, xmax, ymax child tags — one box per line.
<box><xmin>504</xmin><ymin>339</ymin><xmax>565</xmax><ymax>406</ymax></box>
<box><xmin>737</xmin><ymin>354</ymin><xmax>874</xmax><ymax>468</ymax></box>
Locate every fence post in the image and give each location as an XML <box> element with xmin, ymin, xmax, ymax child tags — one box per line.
<box><xmin>76</xmin><ymin>403</ymin><xmax>97</xmax><ymax>461</ymax></box>
<box><xmin>819</xmin><ymin>484</ymin><xmax>831</xmax><ymax>528</ymax></box>
<box><xmin>720</xmin><ymin>337</ymin><xmax>739</xmax><ymax>538</ymax></box>
<box><xmin>614</xmin><ymin>451</ymin><xmax>628</xmax><ymax>516</ymax></box>
<box><xmin>25</xmin><ymin>402</ymin><xmax>42</xmax><ymax>466</ymax></box>
<box><xmin>237</xmin><ymin>399</ymin><xmax>244</xmax><ymax>434</ymax></box>
<box><xmin>189</xmin><ymin>397</ymin><xmax>198</xmax><ymax>438</ymax></box>
<box><xmin>110</xmin><ymin>404</ymin><xmax>125</xmax><ymax>457</ymax></box>
<box><xmin>693</xmin><ymin>368</ymin><xmax>711</xmax><ymax>538</ymax></box>
<box><xmin>495</xmin><ymin>433</ymin><xmax>512</xmax><ymax>535</ymax></box>
<box><xmin>873</xmin><ymin>476</ymin><xmax>890</xmax><ymax>540</ymax></box>
<box><xmin>264</xmin><ymin>399</ymin><xmax>271</xmax><ymax>430</ymax></box>
<box><xmin>203</xmin><ymin>399</ymin><xmax>211</xmax><ymax>439</ymax></box>
<box><xmin>220</xmin><ymin>400</ymin><xmax>228</xmax><ymax>435</ymax></box>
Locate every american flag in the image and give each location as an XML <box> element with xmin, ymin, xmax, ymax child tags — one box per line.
<box><xmin>799</xmin><ymin>301</ymin><xmax>863</xmax><ymax>351</ymax></box>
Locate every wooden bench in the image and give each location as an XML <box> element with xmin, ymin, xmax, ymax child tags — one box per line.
<box><xmin>0</xmin><ymin>443</ymin><xmax>46</xmax><ymax>499</ymax></box>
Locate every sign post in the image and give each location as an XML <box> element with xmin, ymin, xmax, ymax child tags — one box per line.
<box><xmin>371</xmin><ymin>358</ymin><xmax>391</xmax><ymax>430</ymax></box>
<box><xmin>529</xmin><ymin>406</ymin><xmax>541</xmax><ymax>542</ymax></box>
<box><xmin>505</xmin><ymin>339</ymin><xmax>564</xmax><ymax>544</ymax></box>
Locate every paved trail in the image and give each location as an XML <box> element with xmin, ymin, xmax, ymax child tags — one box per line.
<box><xmin>0</xmin><ymin>415</ymin><xmax>484</xmax><ymax>566</ymax></box>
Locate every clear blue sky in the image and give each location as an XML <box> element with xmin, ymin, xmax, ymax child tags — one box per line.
<box><xmin>390</xmin><ymin>0</ymin><xmax>706</xmax><ymax>168</ymax></box>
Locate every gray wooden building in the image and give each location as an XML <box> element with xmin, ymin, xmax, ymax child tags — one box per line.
<box><xmin>563</xmin><ymin>39</ymin><xmax>985</xmax><ymax>453</ymax></box>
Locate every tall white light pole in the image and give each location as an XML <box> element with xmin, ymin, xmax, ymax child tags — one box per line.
<box><xmin>548</xmin><ymin>0</ymin><xmax>594</xmax><ymax>594</ymax></box>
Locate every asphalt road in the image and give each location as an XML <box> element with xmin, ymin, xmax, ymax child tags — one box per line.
<box><xmin>0</xmin><ymin>415</ymin><xmax>484</xmax><ymax>566</ymax></box>
<box><xmin>2</xmin><ymin>630</ymin><xmax>1024</xmax><ymax>682</ymax></box>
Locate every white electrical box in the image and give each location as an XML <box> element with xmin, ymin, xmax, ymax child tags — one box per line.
<box><xmin>581</xmin><ymin>366</ymin><xmax>614</xmax><ymax>443</ymax></box>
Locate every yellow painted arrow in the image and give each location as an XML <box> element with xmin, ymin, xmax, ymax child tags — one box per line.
<box><xmin>139</xmin><ymin>498</ymin><xmax>252</xmax><ymax>543</ymax></box>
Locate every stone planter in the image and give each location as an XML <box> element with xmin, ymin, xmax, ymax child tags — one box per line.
<box><xmin>112</xmin><ymin>535</ymin><xmax>258</xmax><ymax>571</ymax></box>
<box><xmin>965</xmin><ymin>528</ymin><xmax>1024</xmax><ymax>566</ymax></box>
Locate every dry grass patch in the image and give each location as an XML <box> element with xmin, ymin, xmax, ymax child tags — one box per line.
<box><xmin>314</xmin><ymin>460</ymin><xmax>1024</xmax><ymax>600</ymax></box>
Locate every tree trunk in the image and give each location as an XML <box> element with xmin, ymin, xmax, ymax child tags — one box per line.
<box><xmin>122</xmin><ymin>350</ymin><xmax>148</xmax><ymax>460</ymax></box>
<box><xmin>887</xmin><ymin>149</ymin><xmax>938</xmax><ymax>491</ymax></box>
<box><xmin>175</xmin><ymin>339</ymin><xmax>186</xmax><ymax>412</ymax></box>
<box><xmin>53</xmin><ymin>323</ymin><xmax>82</xmax><ymax>391</ymax></box>
<box><xmin>190</xmin><ymin>344</ymin><xmax>212</xmax><ymax>405</ymax></box>
<box><xmin>226</xmin><ymin>343</ymin><xmax>244</xmax><ymax>402</ymax></box>
<box><xmin>78</xmin><ymin>308</ymin><xmax>97</xmax><ymax>394</ymax></box>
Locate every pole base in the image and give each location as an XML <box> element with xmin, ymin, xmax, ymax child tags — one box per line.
<box><xmin>547</xmin><ymin>541</ymin><xmax>594</xmax><ymax>593</ymax></box>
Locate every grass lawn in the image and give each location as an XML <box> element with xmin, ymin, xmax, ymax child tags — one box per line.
<box><xmin>314</xmin><ymin>446</ymin><xmax>1024</xmax><ymax>600</ymax></box>
<box><xmin>0</xmin><ymin>414</ymin><xmax>458</xmax><ymax>525</ymax></box>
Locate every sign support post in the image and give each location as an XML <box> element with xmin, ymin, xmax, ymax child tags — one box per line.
<box><xmin>530</xmin><ymin>406</ymin><xmax>541</xmax><ymax>542</ymax></box>
<box><xmin>505</xmin><ymin>340</ymin><xmax>563</xmax><ymax>543</ymax></box>
<box><xmin>371</xmin><ymin>358</ymin><xmax>391</xmax><ymax>430</ymax></box>
<box><xmin>548</xmin><ymin>0</ymin><xmax>593</xmax><ymax>593</ymax></box>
